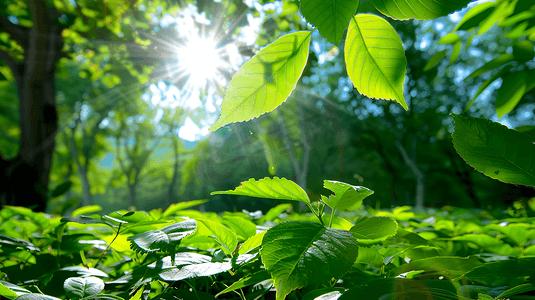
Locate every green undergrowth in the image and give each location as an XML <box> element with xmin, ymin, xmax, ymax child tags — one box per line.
<box><xmin>1</xmin><ymin>178</ymin><xmax>535</xmax><ymax>300</ymax></box>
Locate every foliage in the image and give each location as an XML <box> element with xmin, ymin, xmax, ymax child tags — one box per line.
<box><xmin>1</xmin><ymin>179</ymin><xmax>535</xmax><ymax>299</ymax></box>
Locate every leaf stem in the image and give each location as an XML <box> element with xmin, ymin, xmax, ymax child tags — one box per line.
<box><xmin>96</xmin><ymin>223</ymin><xmax>122</xmax><ymax>267</ymax></box>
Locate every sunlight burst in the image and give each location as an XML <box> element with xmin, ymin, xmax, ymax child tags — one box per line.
<box><xmin>176</xmin><ymin>35</ymin><xmax>225</xmax><ymax>90</ymax></box>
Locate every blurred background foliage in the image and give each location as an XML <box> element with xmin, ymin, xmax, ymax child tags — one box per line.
<box><xmin>0</xmin><ymin>0</ymin><xmax>534</xmax><ymax>215</ymax></box>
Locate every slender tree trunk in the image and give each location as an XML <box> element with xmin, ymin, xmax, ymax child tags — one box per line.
<box><xmin>128</xmin><ymin>182</ymin><xmax>137</xmax><ymax>209</ymax></box>
<box><xmin>395</xmin><ymin>140</ymin><xmax>425</xmax><ymax>210</ymax></box>
<box><xmin>0</xmin><ymin>2</ymin><xmax>64</xmax><ymax>211</ymax></box>
<box><xmin>167</xmin><ymin>137</ymin><xmax>180</xmax><ymax>206</ymax></box>
<box><xmin>69</xmin><ymin>128</ymin><xmax>93</xmax><ymax>206</ymax></box>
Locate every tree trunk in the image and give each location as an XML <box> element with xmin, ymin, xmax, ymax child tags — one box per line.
<box><xmin>167</xmin><ymin>137</ymin><xmax>180</xmax><ymax>207</ymax></box>
<box><xmin>395</xmin><ymin>140</ymin><xmax>425</xmax><ymax>210</ymax></box>
<box><xmin>0</xmin><ymin>2</ymin><xmax>64</xmax><ymax>212</ymax></box>
<box><xmin>128</xmin><ymin>183</ymin><xmax>137</xmax><ymax>209</ymax></box>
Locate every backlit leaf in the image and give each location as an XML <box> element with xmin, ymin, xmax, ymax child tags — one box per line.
<box><xmin>423</xmin><ymin>50</ymin><xmax>447</xmax><ymax>71</ymax></box>
<box><xmin>463</xmin><ymin>65</ymin><xmax>513</xmax><ymax>112</ymax></box>
<box><xmin>322</xmin><ymin>180</ymin><xmax>373</xmax><ymax>211</ymax></box>
<box><xmin>369</xmin><ymin>0</ymin><xmax>471</xmax><ymax>20</ymax></box>
<box><xmin>344</xmin><ymin>14</ymin><xmax>407</xmax><ymax>110</ymax></box>
<box><xmin>300</xmin><ymin>0</ymin><xmax>359</xmax><ymax>45</ymax></box>
<box><xmin>452</xmin><ymin>115</ymin><xmax>535</xmax><ymax>187</ymax></box>
<box><xmin>350</xmin><ymin>216</ymin><xmax>398</xmax><ymax>243</ymax></box>
<box><xmin>197</xmin><ymin>219</ymin><xmax>238</xmax><ymax>256</ymax></box>
<box><xmin>211</xmin><ymin>177</ymin><xmax>310</xmax><ymax>204</ymax></box>
<box><xmin>210</xmin><ymin>31</ymin><xmax>312</xmax><ymax>131</ymax></box>
<box><xmin>495</xmin><ymin>70</ymin><xmax>527</xmax><ymax>118</ymax></box>
<box><xmin>261</xmin><ymin>222</ymin><xmax>358</xmax><ymax>300</ymax></box>
<box><xmin>454</xmin><ymin>1</ymin><xmax>496</xmax><ymax>31</ymax></box>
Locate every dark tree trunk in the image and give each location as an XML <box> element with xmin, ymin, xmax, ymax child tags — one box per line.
<box><xmin>0</xmin><ymin>1</ymin><xmax>64</xmax><ymax>211</ymax></box>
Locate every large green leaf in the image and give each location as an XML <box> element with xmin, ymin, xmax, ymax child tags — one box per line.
<box><xmin>159</xmin><ymin>262</ymin><xmax>232</xmax><ymax>282</ymax></box>
<box><xmin>452</xmin><ymin>115</ymin><xmax>535</xmax><ymax>187</ymax></box>
<box><xmin>391</xmin><ymin>256</ymin><xmax>483</xmax><ymax>280</ymax></box>
<box><xmin>300</xmin><ymin>0</ymin><xmax>359</xmax><ymax>45</ymax></box>
<box><xmin>454</xmin><ymin>1</ymin><xmax>496</xmax><ymax>31</ymax></box>
<box><xmin>127</xmin><ymin>219</ymin><xmax>197</xmax><ymax>254</ymax></box>
<box><xmin>210</xmin><ymin>31</ymin><xmax>312</xmax><ymax>131</ymax></box>
<box><xmin>464</xmin><ymin>257</ymin><xmax>535</xmax><ymax>280</ymax></box>
<box><xmin>344</xmin><ymin>14</ymin><xmax>407</xmax><ymax>110</ymax></box>
<box><xmin>211</xmin><ymin>177</ymin><xmax>310</xmax><ymax>204</ymax></box>
<box><xmin>350</xmin><ymin>216</ymin><xmax>398</xmax><ymax>243</ymax></box>
<box><xmin>260</xmin><ymin>222</ymin><xmax>358</xmax><ymax>300</ymax></box>
<box><xmin>449</xmin><ymin>234</ymin><xmax>521</xmax><ymax>256</ymax></box>
<box><xmin>495</xmin><ymin>70</ymin><xmax>527</xmax><ymax>118</ymax></box>
<box><xmin>322</xmin><ymin>180</ymin><xmax>373</xmax><ymax>211</ymax></box>
<box><xmin>369</xmin><ymin>0</ymin><xmax>470</xmax><ymax>20</ymax></box>
<box><xmin>63</xmin><ymin>277</ymin><xmax>104</xmax><ymax>300</ymax></box>
<box><xmin>339</xmin><ymin>278</ymin><xmax>464</xmax><ymax>300</ymax></box>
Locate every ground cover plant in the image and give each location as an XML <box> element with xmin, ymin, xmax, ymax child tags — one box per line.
<box><xmin>2</xmin><ymin>0</ymin><xmax>535</xmax><ymax>299</ymax></box>
<box><xmin>1</xmin><ymin>182</ymin><xmax>535</xmax><ymax>300</ymax></box>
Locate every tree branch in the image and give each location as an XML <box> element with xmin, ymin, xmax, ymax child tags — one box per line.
<box><xmin>0</xmin><ymin>15</ymin><xmax>28</xmax><ymax>49</ymax></box>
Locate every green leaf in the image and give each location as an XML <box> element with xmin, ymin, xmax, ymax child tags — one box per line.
<box><xmin>454</xmin><ymin>1</ymin><xmax>496</xmax><ymax>31</ymax></box>
<box><xmin>423</xmin><ymin>50</ymin><xmax>447</xmax><ymax>71</ymax></box>
<box><xmin>450</xmin><ymin>41</ymin><xmax>461</xmax><ymax>64</ymax></box>
<box><xmin>222</xmin><ymin>215</ymin><xmax>256</xmax><ymax>241</ymax></box>
<box><xmin>339</xmin><ymin>278</ymin><xmax>463</xmax><ymax>300</ymax></box>
<box><xmin>260</xmin><ymin>222</ymin><xmax>358</xmax><ymax>300</ymax></box>
<box><xmin>463</xmin><ymin>65</ymin><xmax>513</xmax><ymax>112</ymax></box>
<box><xmin>354</xmin><ymin>247</ymin><xmax>384</xmax><ymax>268</ymax></box>
<box><xmin>344</xmin><ymin>14</ymin><xmax>407</xmax><ymax>110</ymax></box>
<box><xmin>513</xmin><ymin>40</ymin><xmax>535</xmax><ymax>61</ymax></box>
<box><xmin>450</xmin><ymin>234</ymin><xmax>520</xmax><ymax>256</ymax></box>
<box><xmin>350</xmin><ymin>216</ymin><xmax>398</xmax><ymax>243</ymax></box>
<box><xmin>71</xmin><ymin>205</ymin><xmax>102</xmax><ymax>217</ymax></box>
<box><xmin>464</xmin><ymin>257</ymin><xmax>535</xmax><ymax>280</ymax></box>
<box><xmin>478</xmin><ymin>294</ymin><xmax>494</xmax><ymax>300</ymax></box>
<box><xmin>467</xmin><ymin>54</ymin><xmax>514</xmax><ymax>79</ymax></box>
<box><xmin>162</xmin><ymin>199</ymin><xmax>208</xmax><ymax>217</ymax></box>
<box><xmin>211</xmin><ymin>177</ymin><xmax>310</xmax><ymax>204</ymax></box>
<box><xmin>158</xmin><ymin>262</ymin><xmax>232</xmax><ymax>282</ymax></box>
<box><xmin>127</xmin><ymin>219</ymin><xmax>197</xmax><ymax>254</ymax></box>
<box><xmin>299</xmin><ymin>0</ymin><xmax>359</xmax><ymax>45</ymax></box>
<box><xmin>322</xmin><ymin>180</ymin><xmax>373</xmax><ymax>211</ymax></box>
<box><xmin>496</xmin><ymin>71</ymin><xmax>527</xmax><ymax>118</ymax></box>
<box><xmin>210</xmin><ymin>31</ymin><xmax>312</xmax><ymax>131</ymax></box>
<box><xmin>301</xmin><ymin>288</ymin><xmax>345</xmax><ymax>300</ymax></box>
<box><xmin>63</xmin><ymin>277</ymin><xmax>105</xmax><ymax>300</ymax></box>
<box><xmin>495</xmin><ymin>283</ymin><xmax>535</xmax><ymax>299</ymax></box>
<box><xmin>452</xmin><ymin>114</ymin><xmax>535</xmax><ymax>187</ymax></box>
<box><xmin>15</xmin><ymin>295</ymin><xmax>61</xmax><ymax>300</ymax></box>
<box><xmin>59</xmin><ymin>267</ymin><xmax>109</xmax><ymax>278</ymax></box>
<box><xmin>197</xmin><ymin>219</ymin><xmax>238</xmax><ymax>256</ymax></box>
<box><xmin>369</xmin><ymin>0</ymin><xmax>471</xmax><ymax>20</ymax></box>
<box><xmin>259</xmin><ymin>203</ymin><xmax>293</xmax><ymax>223</ymax></box>
<box><xmin>148</xmin><ymin>253</ymin><xmax>212</xmax><ymax>270</ymax></box>
<box><xmin>215</xmin><ymin>270</ymin><xmax>271</xmax><ymax>297</ymax></box>
<box><xmin>239</xmin><ymin>231</ymin><xmax>266</xmax><ymax>255</ymax></box>
<box><xmin>438</xmin><ymin>33</ymin><xmax>460</xmax><ymax>45</ymax></box>
<box><xmin>0</xmin><ymin>282</ymin><xmax>19</xmax><ymax>300</ymax></box>
<box><xmin>391</xmin><ymin>256</ymin><xmax>483</xmax><ymax>280</ymax></box>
